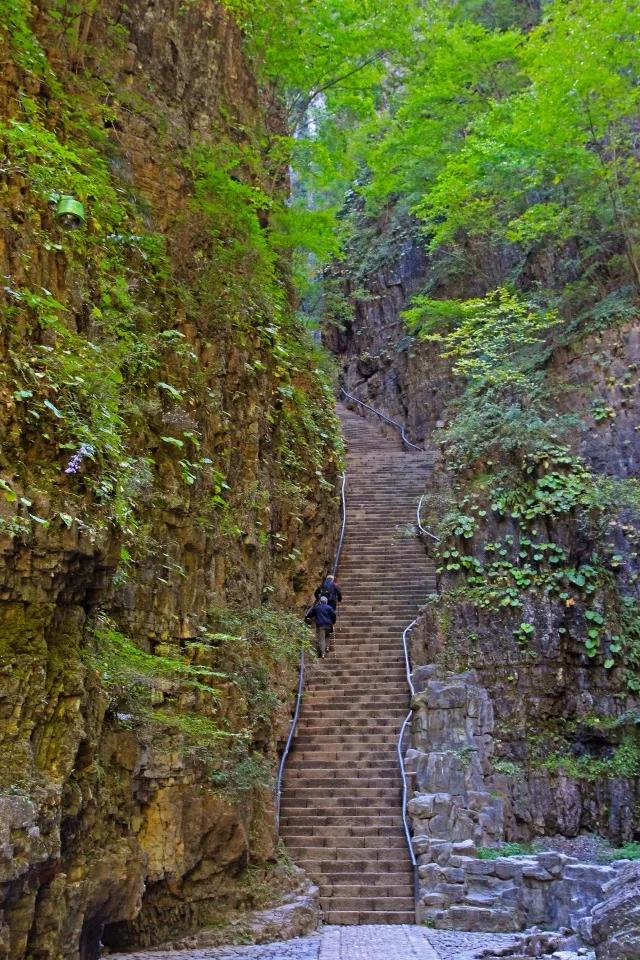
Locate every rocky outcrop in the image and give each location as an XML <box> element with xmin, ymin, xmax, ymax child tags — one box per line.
<box><xmin>126</xmin><ymin>872</ymin><xmax>321</xmax><ymax>952</ymax></box>
<box><xmin>0</xmin><ymin>2</ymin><xmax>338</xmax><ymax>957</ymax></box>
<box><xmin>323</xmin><ymin>217</ymin><xmax>454</xmax><ymax>444</ymax></box>
<box><xmin>409</xmin><ymin>595</ymin><xmax>640</xmax><ymax>843</ymax></box>
<box><xmin>591</xmin><ymin>862</ymin><xmax>640</xmax><ymax>960</ymax></box>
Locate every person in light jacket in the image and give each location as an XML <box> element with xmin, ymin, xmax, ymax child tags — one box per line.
<box><xmin>305</xmin><ymin>596</ymin><xmax>336</xmax><ymax>658</ymax></box>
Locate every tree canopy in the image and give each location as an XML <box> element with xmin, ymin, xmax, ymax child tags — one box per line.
<box><xmin>225</xmin><ymin>0</ymin><xmax>640</xmax><ymax>315</ymax></box>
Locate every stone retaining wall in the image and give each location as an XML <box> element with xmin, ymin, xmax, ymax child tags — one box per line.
<box><xmin>407</xmin><ymin>666</ymin><xmax>632</xmax><ymax>932</ymax></box>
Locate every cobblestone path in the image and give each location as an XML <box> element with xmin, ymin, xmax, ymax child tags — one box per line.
<box><xmin>109</xmin><ymin>925</ymin><xmax>521</xmax><ymax>960</ymax></box>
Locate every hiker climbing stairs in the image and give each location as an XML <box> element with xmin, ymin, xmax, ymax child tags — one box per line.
<box><xmin>280</xmin><ymin>403</ymin><xmax>436</xmax><ymax>924</ymax></box>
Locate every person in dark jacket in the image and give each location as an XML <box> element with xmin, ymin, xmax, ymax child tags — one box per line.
<box><xmin>314</xmin><ymin>574</ymin><xmax>342</xmax><ymax>610</ymax></box>
<box><xmin>305</xmin><ymin>595</ymin><xmax>336</xmax><ymax>658</ymax></box>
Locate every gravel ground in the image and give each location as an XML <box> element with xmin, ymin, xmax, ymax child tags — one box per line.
<box><xmin>532</xmin><ymin>834</ymin><xmax>615</xmax><ymax>863</ymax></box>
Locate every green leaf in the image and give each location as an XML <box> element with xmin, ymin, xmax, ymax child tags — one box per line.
<box><xmin>585</xmin><ymin>610</ymin><xmax>604</xmax><ymax>625</ymax></box>
<box><xmin>0</xmin><ymin>479</ymin><xmax>17</xmax><ymax>503</ymax></box>
<box><xmin>29</xmin><ymin>514</ymin><xmax>49</xmax><ymax>526</ymax></box>
<box><xmin>43</xmin><ymin>399</ymin><xmax>63</xmax><ymax>418</ymax></box>
<box><xmin>157</xmin><ymin>381</ymin><xmax>183</xmax><ymax>400</ymax></box>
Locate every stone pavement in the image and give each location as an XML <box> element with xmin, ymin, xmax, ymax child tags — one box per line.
<box><xmin>108</xmin><ymin>925</ymin><xmax>521</xmax><ymax>960</ymax></box>
<box><xmin>108</xmin><ymin>938</ymin><xmax>322</xmax><ymax>960</ymax></box>
<box><xmin>319</xmin><ymin>924</ymin><xmax>439</xmax><ymax>958</ymax></box>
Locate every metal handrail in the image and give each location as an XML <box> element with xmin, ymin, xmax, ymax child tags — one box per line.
<box><xmin>332</xmin><ymin>471</ymin><xmax>348</xmax><ymax>577</ymax></box>
<box><xmin>417</xmin><ymin>493</ymin><xmax>441</xmax><ymax>544</ymax></box>
<box><xmin>340</xmin><ymin>387</ymin><xmax>423</xmax><ymax>452</ymax></box>
<box><xmin>275</xmin><ymin>471</ymin><xmax>347</xmax><ymax>831</ymax></box>
<box><xmin>398</xmin><ymin>711</ymin><xmax>419</xmax><ymax>920</ymax></box>
<box><xmin>399</xmin><ymin>615</ymin><xmax>420</xmax><ymax>923</ymax></box>
<box><xmin>402</xmin><ymin>618</ymin><xmax>418</xmax><ymax>698</ymax></box>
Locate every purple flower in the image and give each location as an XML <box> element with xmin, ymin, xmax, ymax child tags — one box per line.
<box><xmin>65</xmin><ymin>443</ymin><xmax>95</xmax><ymax>475</ymax></box>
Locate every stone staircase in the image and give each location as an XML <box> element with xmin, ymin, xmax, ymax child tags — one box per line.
<box><xmin>280</xmin><ymin>404</ymin><xmax>436</xmax><ymax>925</ymax></box>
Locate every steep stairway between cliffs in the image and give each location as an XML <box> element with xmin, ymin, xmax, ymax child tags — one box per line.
<box><xmin>280</xmin><ymin>403</ymin><xmax>436</xmax><ymax>924</ymax></box>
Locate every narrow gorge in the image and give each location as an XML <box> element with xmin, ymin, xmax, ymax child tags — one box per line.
<box><xmin>2</xmin><ymin>2</ymin><xmax>640</xmax><ymax>960</ymax></box>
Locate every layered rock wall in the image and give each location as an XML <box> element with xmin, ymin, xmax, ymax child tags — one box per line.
<box><xmin>0</xmin><ymin>3</ymin><xmax>339</xmax><ymax>957</ymax></box>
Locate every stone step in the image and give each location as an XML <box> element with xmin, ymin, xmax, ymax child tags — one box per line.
<box><xmin>288</xmin><ymin>756</ymin><xmax>397</xmax><ymax>767</ymax></box>
<box><xmin>314</xmin><ymin>869</ymin><xmax>414</xmax><ymax>885</ymax></box>
<box><xmin>286</xmin><ymin>769</ymin><xmax>399</xmax><ymax>781</ymax></box>
<box><xmin>296</xmin><ymin>712</ymin><xmax>404</xmax><ymax>723</ymax></box>
<box><xmin>286</xmin><ymin>762</ymin><xmax>398</xmax><ymax>774</ymax></box>
<box><xmin>300</xmin><ymin>689</ymin><xmax>406</xmax><ymax>702</ymax></box>
<box><xmin>311</xmin><ymin>867</ymin><xmax>413</xmax><ymax>884</ymax></box>
<box><xmin>309</xmin><ymin>655</ymin><xmax>405</xmax><ymax>664</ymax></box>
<box><xmin>294</xmin><ymin>724</ymin><xmax>404</xmax><ymax>736</ymax></box>
<box><xmin>302</xmin><ymin>697</ymin><xmax>409</xmax><ymax>733</ymax></box>
<box><xmin>317</xmin><ymin>882</ymin><xmax>413</xmax><ymax>898</ymax></box>
<box><xmin>283</xmin><ymin>789</ymin><xmax>402</xmax><ymax>804</ymax></box>
<box><xmin>285</xmin><ymin>835</ymin><xmax>406</xmax><ymax>851</ymax></box>
<box><xmin>314</xmin><ymin>651</ymin><xmax>406</xmax><ymax>659</ymax></box>
<box><xmin>280</xmin><ymin>814</ymin><xmax>402</xmax><ymax>829</ymax></box>
<box><xmin>285</xmin><ymin>764</ymin><xmax>400</xmax><ymax>788</ymax></box>
<box><xmin>319</xmin><ymin>896</ymin><xmax>415</xmax><ymax>913</ymax></box>
<box><xmin>303</xmin><ymin>676</ymin><xmax>407</xmax><ymax>687</ymax></box>
<box><xmin>321</xmin><ymin>651</ymin><xmax>406</xmax><ymax>660</ymax></box>
<box><xmin>299</xmin><ymin>701</ymin><xmax>404</xmax><ymax>712</ymax></box>
<box><xmin>333</xmin><ymin>600</ymin><xmax>426</xmax><ymax>608</ymax></box>
<box><xmin>286</xmin><ymin>751</ymin><xmax>400</xmax><ymax>763</ymax></box>
<box><xmin>282</xmin><ymin>823</ymin><xmax>405</xmax><ymax>839</ymax></box>
<box><xmin>322</xmin><ymin>910</ymin><xmax>415</xmax><ymax>925</ymax></box>
<box><xmin>284</xmin><ymin>800</ymin><xmax>404</xmax><ymax>814</ymax></box>
<box><xmin>287</xmin><ymin>750</ymin><xmax>399</xmax><ymax>762</ymax></box>
<box><xmin>293</xmin><ymin>854</ymin><xmax>410</xmax><ymax>871</ymax></box>
<box><xmin>301</xmin><ymin>688</ymin><xmax>405</xmax><ymax>697</ymax></box>
<box><xmin>332</xmin><ymin>616</ymin><xmax>426</xmax><ymax>622</ymax></box>
<box><xmin>292</xmin><ymin>741</ymin><xmax>402</xmax><ymax>752</ymax></box>
<box><xmin>301</xmin><ymin>692</ymin><xmax>404</xmax><ymax>705</ymax></box>
<box><xmin>304</xmin><ymin>671</ymin><xmax>406</xmax><ymax>680</ymax></box>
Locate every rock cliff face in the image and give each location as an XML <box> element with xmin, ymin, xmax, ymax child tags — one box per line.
<box><xmin>325</xmin><ymin>208</ymin><xmax>640</xmax><ymax>930</ymax></box>
<box><xmin>0</xmin><ymin>3</ymin><xmax>339</xmax><ymax>958</ymax></box>
<box><xmin>322</xmin><ymin>214</ymin><xmax>454</xmax><ymax>443</ymax></box>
